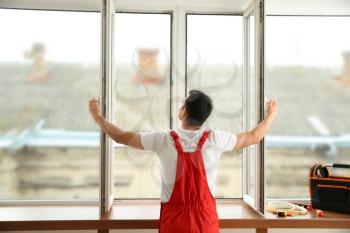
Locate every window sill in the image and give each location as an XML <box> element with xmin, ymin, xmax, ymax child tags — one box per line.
<box><xmin>1</xmin><ymin>199</ymin><xmax>350</xmax><ymax>231</ymax></box>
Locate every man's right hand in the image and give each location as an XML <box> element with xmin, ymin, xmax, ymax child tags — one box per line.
<box><xmin>89</xmin><ymin>98</ymin><xmax>103</xmax><ymax>123</ymax></box>
<box><xmin>266</xmin><ymin>99</ymin><xmax>278</xmax><ymax>120</ymax></box>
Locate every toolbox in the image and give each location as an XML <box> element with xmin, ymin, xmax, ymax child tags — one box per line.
<box><xmin>310</xmin><ymin>164</ymin><xmax>350</xmax><ymax>214</ymax></box>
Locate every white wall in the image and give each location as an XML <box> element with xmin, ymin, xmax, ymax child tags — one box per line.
<box><xmin>2</xmin><ymin>0</ymin><xmax>350</xmax><ymax>15</ymax></box>
<box><xmin>0</xmin><ymin>0</ymin><xmax>248</xmax><ymax>12</ymax></box>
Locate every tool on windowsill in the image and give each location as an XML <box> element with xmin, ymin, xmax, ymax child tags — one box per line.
<box><xmin>316</xmin><ymin>209</ymin><xmax>324</xmax><ymax>217</ymax></box>
<box><xmin>292</xmin><ymin>203</ymin><xmax>313</xmax><ymax>212</ymax></box>
<box><xmin>267</xmin><ymin>201</ymin><xmax>308</xmax><ymax>217</ymax></box>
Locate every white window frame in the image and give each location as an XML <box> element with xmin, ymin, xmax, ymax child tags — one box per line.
<box><xmin>5</xmin><ymin>0</ymin><xmax>348</xmax><ymax>217</ymax></box>
<box><xmin>264</xmin><ymin>14</ymin><xmax>350</xmax><ymax>204</ymax></box>
<box><xmin>100</xmin><ymin>0</ymin><xmax>115</xmax><ymax>214</ymax></box>
<box><xmin>184</xmin><ymin>12</ymin><xmax>244</xmax><ymax>201</ymax></box>
<box><xmin>0</xmin><ymin>5</ymin><xmax>101</xmax><ymax>207</ymax></box>
<box><xmin>0</xmin><ymin>0</ymin><xmax>266</xmax><ymax>217</ymax></box>
<box><xmin>242</xmin><ymin>0</ymin><xmax>265</xmax><ymax>214</ymax></box>
<box><xmin>112</xmin><ymin>11</ymin><xmax>173</xmax><ymax>201</ymax></box>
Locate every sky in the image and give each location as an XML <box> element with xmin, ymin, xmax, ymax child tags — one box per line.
<box><xmin>1</xmin><ymin>9</ymin><xmax>350</xmax><ymax>67</ymax></box>
<box><xmin>0</xmin><ymin>10</ymin><xmax>100</xmax><ymax>64</ymax></box>
<box><xmin>267</xmin><ymin>16</ymin><xmax>350</xmax><ymax>67</ymax></box>
<box><xmin>114</xmin><ymin>13</ymin><xmax>171</xmax><ymax>65</ymax></box>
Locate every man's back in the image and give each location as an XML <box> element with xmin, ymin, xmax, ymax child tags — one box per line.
<box><xmin>141</xmin><ymin>127</ymin><xmax>237</xmax><ymax>202</ymax></box>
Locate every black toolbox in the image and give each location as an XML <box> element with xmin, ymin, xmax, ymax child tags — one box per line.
<box><xmin>310</xmin><ymin>164</ymin><xmax>350</xmax><ymax>214</ymax></box>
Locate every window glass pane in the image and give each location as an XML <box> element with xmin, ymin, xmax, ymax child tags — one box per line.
<box><xmin>187</xmin><ymin>15</ymin><xmax>243</xmax><ymax>198</ymax></box>
<box><xmin>0</xmin><ymin>9</ymin><xmax>100</xmax><ymax>199</ymax></box>
<box><xmin>114</xmin><ymin>13</ymin><xmax>171</xmax><ymax>198</ymax></box>
<box><xmin>266</xmin><ymin>16</ymin><xmax>350</xmax><ymax>198</ymax></box>
<box><xmin>248</xmin><ymin>12</ymin><xmax>257</xmax><ymax>199</ymax></box>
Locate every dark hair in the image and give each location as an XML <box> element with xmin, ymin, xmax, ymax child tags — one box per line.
<box><xmin>184</xmin><ymin>90</ymin><xmax>213</xmax><ymax>126</ymax></box>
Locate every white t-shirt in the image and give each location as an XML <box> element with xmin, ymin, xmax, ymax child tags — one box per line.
<box><xmin>141</xmin><ymin>127</ymin><xmax>237</xmax><ymax>203</ymax></box>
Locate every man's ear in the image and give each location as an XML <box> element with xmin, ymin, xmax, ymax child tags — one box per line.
<box><xmin>178</xmin><ymin>105</ymin><xmax>185</xmax><ymax>120</ymax></box>
<box><xmin>182</xmin><ymin>107</ymin><xmax>188</xmax><ymax>120</ymax></box>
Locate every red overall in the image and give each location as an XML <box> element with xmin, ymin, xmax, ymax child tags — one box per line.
<box><xmin>159</xmin><ymin>130</ymin><xmax>219</xmax><ymax>233</ymax></box>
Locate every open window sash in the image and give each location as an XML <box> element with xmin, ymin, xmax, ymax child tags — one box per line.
<box><xmin>243</xmin><ymin>0</ymin><xmax>265</xmax><ymax>214</ymax></box>
<box><xmin>100</xmin><ymin>0</ymin><xmax>115</xmax><ymax>216</ymax></box>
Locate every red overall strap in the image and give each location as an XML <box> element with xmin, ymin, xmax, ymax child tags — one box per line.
<box><xmin>170</xmin><ymin>130</ymin><xmax>210</xmax><ymax>153</ymax></box>
<box><xmin>196</xmin><ymin>130</ymin><xmax>210</xmax><ymax>152</ymax></box>
<box><xmin>170</xmin><ymin>130</ymin><xmax>183</xmax><ymax>153</ymax></box>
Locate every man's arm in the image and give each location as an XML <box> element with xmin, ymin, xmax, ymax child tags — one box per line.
<box><xmin>234</xmin><ymin>99</ymin><xmax>278</xmax><ymax>151</ymax></box>
<box><xmin>88</xmin><ymin>98</ymin><xmax>144</xmax><ymax>150</ymax></box>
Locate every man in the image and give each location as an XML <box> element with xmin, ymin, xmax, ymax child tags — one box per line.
<box><xmin>89</xmin><ymin>90</ymin><xmax>278</xmax><ymax>233</ymax></box>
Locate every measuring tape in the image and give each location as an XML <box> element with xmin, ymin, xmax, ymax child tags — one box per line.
<box><xmin>267</xmin><ymin>201</ymin><xmax>308</xmax><ymax>216</ymax></box>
